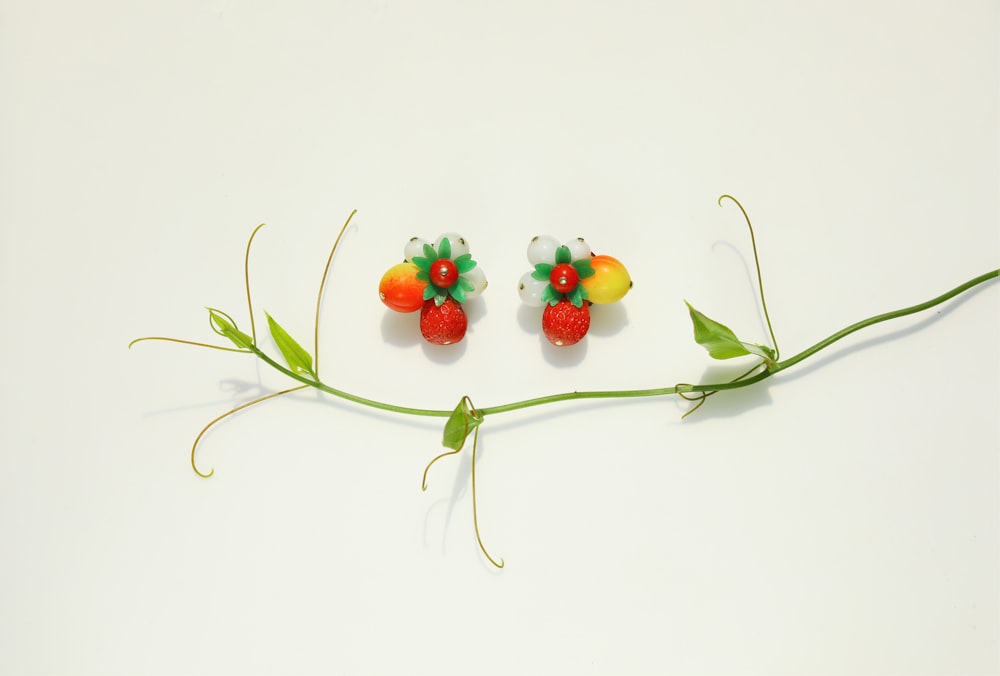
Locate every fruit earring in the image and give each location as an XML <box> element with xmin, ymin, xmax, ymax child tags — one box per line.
<box><xmin>379</xmin><ymin>233</ymin><xmax>487</xmax><ymax>345</ymax></box>
<box><xmin>518</xmin><ymin>236</ymin><xmax>632</xmax><ymax>346</ymax></box>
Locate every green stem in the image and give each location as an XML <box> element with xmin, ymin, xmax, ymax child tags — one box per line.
<box><xmin>252</xmin><ymin>269</ymin><xmax>999</xmax><ymax>419</ymax></box>
<box><xmin>250</xmin><ymin>349</ymin><xmax>452</xmax><ymax>417</ymax></box>
<box><xmin>769</xmin><ymin>269</ymin><xmax>998</xmax><ymax>373</ymax></box>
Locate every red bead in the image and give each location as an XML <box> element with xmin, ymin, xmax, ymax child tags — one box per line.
<box><xmin>433</xmin><ymin>258</ymin><xmax>459</xmax><ymax>288</ymax></box>
<box><xmin>549</xmin><ymin>263</ymin><xmax>579</xmax><ymax>293</ymax></box>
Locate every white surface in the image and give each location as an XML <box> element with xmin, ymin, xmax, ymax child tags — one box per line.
<box><xmin>1</xmin><ymin>1</ymin><xmax>998</xmax><ymax>674</ymax></box>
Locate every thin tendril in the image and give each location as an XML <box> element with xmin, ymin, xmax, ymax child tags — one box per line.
<box><xmin>314</xmin><ymin>210</ymin><xmax>358</xmax><ymax>378</ymax></box>
<box><xmin>718</xmin><ymin>195</ymin><xmax>780</xmax><ymax>360</ymax></box>
<box><xmin>676</xmin><ymin>386</ymin><xmax>711</xmax><ymax>418</ymax></box>
<box><xmin>191</xmin><ymin>384</ymin><xmax>309</xmax><ymax>477</ymax></box>
<box><xmin>244</xmin><ymin>223</ymin><xmax>266</xmax><ymax>346</ymax></box>
<box><xmin>421</xmin><ymin>448</ymin><xmax>462</xmax><ymax>491</ymax></box>
<box><xmin>128</xmin><ymin>336</ymin><xmax>251</xmax><ymax>353</ymax></box>
<box><xmin>470</xmin><ymin>425</ymin><xmax>504</xmax><ymax>569</ymax></box>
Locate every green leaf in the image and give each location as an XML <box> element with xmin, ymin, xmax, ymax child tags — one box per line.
<box><xmin>540</xmin><ymin>285</ymin><xmax>558</xmax><ymax>305</ymax></box>
<box><xmin>555</xmin><ymin>245</ymin><xmax>572</xmax><ymax>265</ymax></box>
<box><xmin>744</xmin><ymin>342</ymin><xmax>776</xmax><ymax>361</ymax></box>
<box><xmin>442</xmin><ymin>396</ymin><xmax>484</xmax><ymax>451</ymax></box>
<box><xmin>422</xmin><ymin>243</ymin><xmax>437</xmax><ymax>260</ymax></box>
<box><xmin>455</xmin><ymin>253</ymin><xmax>476</xmax><ymax>273</ymax></box>
<box><xmin>438</xmin><ymin>237</ymin><xmax>451</xmax><ymax>260</ymax></box>
<box><xmin>207</xmin><ymin>308</ymin><xmax>254</xmax><ymax>349</ymax></box>
<box><xmin>457</xmin><ymin>276</ymin><xmax>475</xmax><ymax>292</ymax></box>
<box><xmin>412</xmin><ymin>256</ymin><xmax>431</xmax><ymax>271</ymax></box>
<box><xmin>532</xmin><ymin>263</ymin><xmax>553</xmax><ymax>281</ymax></box>
<box><xmin>450</xmin><ymin>284</ymin><xmax>467</xmax><ymax>304</ymax></box>
<box><xmin>567</xmin><ymin>285</ymin><xmax>584</xmax><ymax>308</ymax></box>
<box><xmin>686</xmin><ymin>302</ymin><xmax>751</xmax><ymax>359</ymax></box>
<box><xmin>265</xmin><ymin>312</ymin><xmax>315</xmax><ymax>377</ymax></box>
<box><xmin>415</xmin><ymin>269</ymin><xmax>430</xmax><ymax>282</ymax></box>
<box><xmin>573</xmin><ymin>258</ymin><xmax>595</xmax><ymax>279</ymax></box>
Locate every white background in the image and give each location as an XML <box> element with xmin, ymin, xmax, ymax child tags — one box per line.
<box><xmin>1</xmin><ymin>1</ymin><xmax>998</xmax><ymax>674</ymax></box>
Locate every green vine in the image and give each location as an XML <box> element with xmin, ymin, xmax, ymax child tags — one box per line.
<box><xmin>130</xmin><ymin>198</ymin><xmax>999</xmax><ymax>568</ymax></box>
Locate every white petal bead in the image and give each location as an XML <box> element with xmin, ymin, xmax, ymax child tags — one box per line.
<box><xmin>435</xmin><ymin>232</ymin><xmax>470</xmax><ymax>258</ymax></box>
<box><xmin>404</xmin><ymin>237</ymin><xmax>429</xmax><ymax>262</ymax></box>
<box><xmin>564</xmin><ymin>237</ymin><xmax>592</xmax><ymax>261</ymax></box>
<box><xmin>526</xmin><ymin>235</ymin><xmax>560</xmax><ymax>265</ymax></box>
<box><xmin>518</xmin><ymin>271</ymin><xmax>549</xmax><ymax>307</ymax></box>
<box><xmin>462</xmin><ymin>266</ymin><xmax>488</xmax><ymax>299</ymax></box>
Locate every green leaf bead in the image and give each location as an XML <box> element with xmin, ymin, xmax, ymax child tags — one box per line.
<box><xmin>568</xmin><ymin>286</ymin><xmax>584</xmax><ymax>308</ymax></box>
<box><xmin>532</xmin><ymin>263</ymin><xmax>553</xmax><ymax>281</ymax></box>
<box><xmin>572</xmin><ymin>258</ymin><xmax>595</xmax><ymax>279</ymax></box>
<box><xmin>455</xmin><ymin>253</ymin><xmax>477</xmax><ymax>273</ymax></box>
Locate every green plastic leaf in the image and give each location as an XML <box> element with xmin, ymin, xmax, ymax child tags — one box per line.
<box><xmin>573</xmin><ymin>258</ymin><xmax>595</xmax><ymax>279</ymax></box>
<box><xmin>555</xmin><ymin>245</ymin><xmax>572</xmax><ymax>265</ymax></box>
<box><xmin>541</xmin><ymin>285</ymin><xmax>558</xmax><ymax>305</ymax></box>
<box><xmin>686</xmin><ymin>302</ymin><xmax>751</xmax><ymax>360</ymax></box>
<box><xmin>457</xmin><ymin>276</ymin><xmax>475</xmax><ymax>292</ymax></box>
<box><xmin>434</xmin><ymin>292</ymin><xmax>447</xmax><ymax>306</ymax></box>
<box><xmin>415</xmin><ymin>269</ymin><xmax>430</xmax><ymax>282</ymax></box>
<box><xmin>422</xmin><ymin>284</ymin><xmax>437</xmax><ymax>301</ymax></box>
<box><xmin>567</xmin><ymin>285</ymin><xmax>584</xmax><ymax>308</ymax></box>
<box><xmin>532</xmin><ymin>263</ymin><xmax>553</xmax><ymax>281</ymax></box>
<box><xmin>442</xmin><ymin>396</ymin><xmax>484</xmax><ymax>451</ymax></box>
<box><xmin>422</xmin><ymin>243</ymin><xmax>437</xmax><ymax>260</ymax></box>
<box><xmin>207</xmin><ymin>308</ymin><xmax>254</xmax><ymax>349</ymax></box>
<box><xmin>455</xmin><ymin>253</ymin><xmax>476</xmax><ymax>273</ymax></box>
<box><xmin>450</xmin><ymin>284</ymin><xmax>467</xmax><ymax>304</ymax></box>
<box><xmin>265</xmin><ymin>312</ymin><xmax>315</xmax><ymax>377</ymax></box>
<box><xmin>438</xmin><ymin>237</ymin><xmax>451</xmax><ymax>260</ymax></box>
<box><xmin>412</xmin><ymin>256</ymin><xmax>431</xmax><ymax>271</ymax></box>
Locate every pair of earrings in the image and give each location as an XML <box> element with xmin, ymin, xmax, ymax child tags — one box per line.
<box><xmin>378</xmin><ymin>233</ymin><xmax>632</xmax><ymax>346</ymax></box>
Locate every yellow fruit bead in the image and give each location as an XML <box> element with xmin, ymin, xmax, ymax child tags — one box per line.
<box><xmin>581</xmin><ymin>255</ymin><xmax>632</xmax><ymax>304</ymax></box>
<box><xmin>379</xmin><ymin>262</ymin><xmax>426</xmax><ymax>313</ymax></box>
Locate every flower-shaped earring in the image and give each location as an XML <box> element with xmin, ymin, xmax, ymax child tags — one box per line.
<box><xmin>518</xmin><ymin>236</ymin><xmax>632</xmax><ymax>346</ymax></box>
<box><xmin>379</xmin><ymin>233</ymin><xmax>487</xmax><ymax>345</ymax></box>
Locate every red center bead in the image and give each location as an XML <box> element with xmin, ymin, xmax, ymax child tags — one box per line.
<box><xmin>549</xmin><ymin>263</ymin><xmax>579</xmax><ymax>293</ymax></box>
<box><xmin>433</xmin><ymin>258</ymin><xmax>459</xmax><ymax>288</ymax></box>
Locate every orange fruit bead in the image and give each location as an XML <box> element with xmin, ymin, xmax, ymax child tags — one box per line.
<box><xmin>379</xmin><ymin>262</ymin><xmax>426</xmax><ymax>313</ymax></box>
<box><xmin>580</xmin><ymin>255</ymin><xmax>631</xmax><ymax>304</ymax></box>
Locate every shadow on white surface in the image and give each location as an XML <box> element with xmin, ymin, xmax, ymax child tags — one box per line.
<box><xmin>587</xmin><ymin>300</ymin><xmax>629</xmax><ymax>337</ymax></box>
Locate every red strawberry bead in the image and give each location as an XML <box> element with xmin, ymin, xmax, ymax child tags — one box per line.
<box><xmin>542</xmin><ymin>299</ymin><xmax>590</xmax><ymax>346</ymax></box>
<box><xmin>419</xmin><ymin>298</ymin><xmax>468</xmax><ymax>345</ymax></box>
